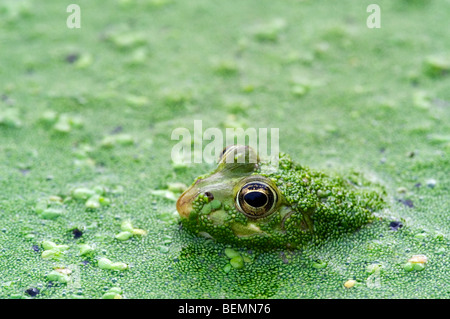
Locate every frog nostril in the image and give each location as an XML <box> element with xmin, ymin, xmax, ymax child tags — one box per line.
<box><xmin>204</xmin><ymin>191</ymin><xmax>214</xmax><ymax>201</ymax></box>
<box><xmin>176</xmin><ymin>185</ymin><xmax>201</xmax><ymax>219</ymax></box>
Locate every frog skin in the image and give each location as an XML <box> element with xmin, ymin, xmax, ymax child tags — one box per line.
<box><xmin>176</xmin><ymin>145</ymin><xmax>386</xmax><ymax>249</ymax></box>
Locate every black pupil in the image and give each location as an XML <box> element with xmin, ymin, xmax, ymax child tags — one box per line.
<box><xmin>244</xmin><ymin>192</ymin><xmax>268</xmax><ymax>208</ymax></box>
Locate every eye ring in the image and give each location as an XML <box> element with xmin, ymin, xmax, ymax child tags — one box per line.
<box><xmin>235</xmin><ymin>177</ymin><xmax>279</xmax><ymax>219</ymax></box>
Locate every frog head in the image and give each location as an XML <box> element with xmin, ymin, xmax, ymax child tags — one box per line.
<box><xmin>176</xmin><ymin>145</ymin><xmax>385</xmax><ymax>249</ymax></box>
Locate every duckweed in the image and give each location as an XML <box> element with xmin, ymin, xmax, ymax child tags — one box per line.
<box><xmin>74</xmin><ymin>53</ymin><xmax>93</xmax><ymax>69</ymax></box>
<box><xmin>52</xmin><ymin>114</ymin><xmax>83</xmax><ymax>133</ymax></box>
<box><xmin>230</xmin><ymin>256</ymin><xmax>244</xmax><ymax>269</ymax></box>
<box><xmin>39</xmin><ymin>208</ymin><xmax>64</xmax><ymax>220</ymax></box>
<box><xmin>167</xmin><ymin>182</ymin><xmax>187</xmax><ymax>193</ymax></box>
<box><xmin>404</xmin><ymin>262</ymin><xmax>426</xmax><ymax>272</ymax></box>
<box><xmin>72</xmin><ymin>188</ymin><xmax>95</xmax><ymax>200</ymax></box>
<box><xmin>116</xmin><ymin>220</ymin><xmax>147</xmax><ymax>240</ymax></box>
<box><xmin>312</xmin><ymin>261</ymin><xmax>327</xmax><ymax>269</ymax></box>
<box><xmin>115</xmin><ymin>231</ymin><xmax>133</xmax><ymax>241</ymax></box>
<box><xmin>150</xmin><ymin>190</ymin><xmax>178</xmax><ymax>201</ymax></box>
<box><xmin>85</xmin><ymin>195</ymin><xmax>102</xmax><ymax>209</ymax></box>
<box><xmin>251</xmin><ymin>18</ymin><xmax>287</xmax><ymax>42</ymax></box>
<box><xmin>223</xmin><ymin>264</ymin><xmax>232</xmax><ymax>273</ymax></box>
<box><xmin>47</xmin><ymin>270</ymin><xmax>71</xmax><ymax>284</ymax></box>
<box><xmin>224</xmin><ymin>248</ymin><xmax>241</xmax><ymax>259</ymax></box>
<box><xmin>424</xmin><ymin>55</ymin><xmax>450</xmax><ymax>77</ymax></box>
<box><xmin>41</xmin><ymin>241</ymin><xmax>69</xmax><ymax>258</ymax></box>
<box><xmin>101</xmin><ymin>134</ymin><xmax>135</xmax><ymax>148</ymax></box>
<box><xmin>98</xmin><ymin>257</ymin><xmax>128</xmax><ymax>271</ymax></box>
<box><xmin>0</xmin><ymin>108</ymin><xmax>22</xmax><ymax>127</ymax></box>
<box><xmin>102</xmin><ymin>287</ymin><xmax>123</xmax><ymax>299</ymax></box>
<box><xmin>344</xmin><ymin>280</ymin><xmax>356</xmax><ymax>289</ymax></box>
<box><xmin>78</xmin><ymin>244</ymin><xmax>95</xmax><ymax>256</ymax></box>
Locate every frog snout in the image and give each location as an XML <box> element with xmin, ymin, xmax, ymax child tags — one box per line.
<box><xmin>176</xmin><ymin>183</ymin><xmax>200</xmax><ymax>218</ymax></box>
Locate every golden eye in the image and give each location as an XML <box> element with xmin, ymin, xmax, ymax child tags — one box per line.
<box><xmin>235</xmin><ymin>178</ymin><xmax>278</xmax><ymax>218</ymax></box>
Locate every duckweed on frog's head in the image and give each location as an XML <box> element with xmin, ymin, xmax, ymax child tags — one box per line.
<box><xmin>177</xmin><ymin>145</ymin><xmax>386</xmax><ymax>249</ymax></box>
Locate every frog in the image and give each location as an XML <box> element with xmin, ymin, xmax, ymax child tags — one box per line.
<box><xmin>176</xmin><ymin>145</ymin><xmax>386</xmax><ymax>249</ymax></box>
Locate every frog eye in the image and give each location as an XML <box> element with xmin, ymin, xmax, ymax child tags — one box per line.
<box><xmin>217</xmin><ymin>145</ymin><xmax>258</xmax><ymax>165</ymax></box>
<box><xmin>218</xmin><ymin>145</ymin><xmax>233</xmax><ymax>162</ymax></box>
<box><xmin>235</xmin><ymin>178</ymin><xmax>278</xmax><ymax>218</ymax></box>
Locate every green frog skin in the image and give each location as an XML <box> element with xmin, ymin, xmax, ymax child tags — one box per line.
<box><xmin>176</xmin><ymin>145</ymin><xmax>386</xmax><ymax>249</ymax></box>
